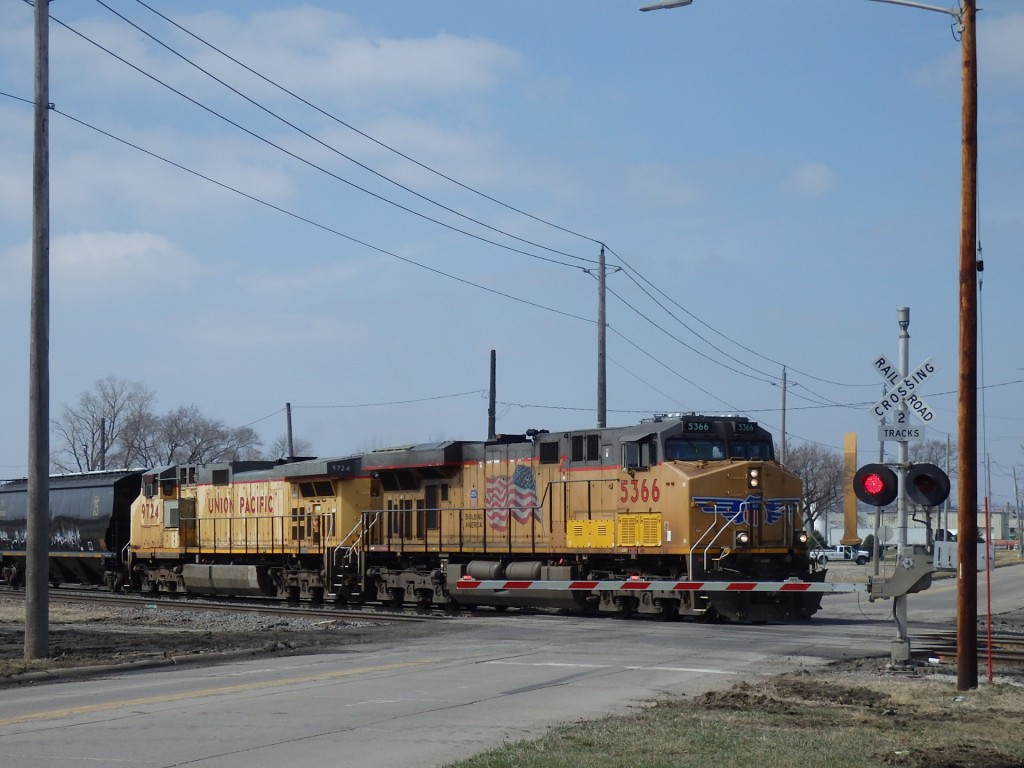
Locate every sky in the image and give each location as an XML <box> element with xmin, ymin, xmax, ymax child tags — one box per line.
<box><xmin>0</xmin><ymin>1</ymin><xmax>1021</xmax><ymax>510</ymax></box>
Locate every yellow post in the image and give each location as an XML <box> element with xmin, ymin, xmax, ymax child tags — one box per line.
<box><xmin>841</xmin><ymin>433</ymin><xmax>861</xmax><ymax>546</ymax></box>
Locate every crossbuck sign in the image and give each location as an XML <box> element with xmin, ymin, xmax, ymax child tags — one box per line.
<box><xmin>870</xmin><ymin>354</ymin><xmax>939</xmax><ymax>425</ymax></box>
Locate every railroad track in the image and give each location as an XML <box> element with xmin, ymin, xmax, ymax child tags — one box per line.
<box><xmin>911</xmin><ymin>629</ymin><xmax>1024</xmax><ymax>665</ymax></box>
<box><xmin>8</xmin><ymin>587</ymin><xmax>442</xmax><ymax>624</ymax></box>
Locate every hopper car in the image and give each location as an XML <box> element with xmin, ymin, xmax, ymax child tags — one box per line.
<box><xmin>0</xmin><ymin>470</ymin><xmax>142</xmax><ymax>589</ymax></box>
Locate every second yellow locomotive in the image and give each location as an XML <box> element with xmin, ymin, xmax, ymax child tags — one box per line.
<box><xmin>128</xmin><ymin>414</ymin><xmax>820</xmax><ymax>622</ymax></box>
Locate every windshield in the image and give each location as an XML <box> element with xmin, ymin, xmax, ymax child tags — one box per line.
<box><xmin>727</xmin><ymin>440</ymin><xmax>774</xmax><ymax>460</ymax></box>
<box><xmin>664</xmin><ymin>437</ymin><xmax>726</xmax><ymax>461</ymax></box>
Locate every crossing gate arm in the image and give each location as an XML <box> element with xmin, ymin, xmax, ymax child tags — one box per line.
<box><xmin>450</xmin><ymin>577</ymin><xmax>869</xmax><ymax>594</ymax></box>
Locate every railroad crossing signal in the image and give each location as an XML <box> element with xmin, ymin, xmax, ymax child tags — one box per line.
<box><xmin>906</xmin><ymin>463</ymin><xmax>951</xmax><ymax>507</ymax></box>
<box><xmin>852</xmin><ymin>462</ymin><xmax>950</xmax><ymax>509</ymax></box>
<box><xmin>852</xmin><ymin>463</ymin><xmax>899</xmax><ymax>507</ymax></box>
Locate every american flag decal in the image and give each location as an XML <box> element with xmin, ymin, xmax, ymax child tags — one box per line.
<box><xmin>485</xmin><ymin>464</ymin><xmax>540</xmax><ymax>531</ymax></box>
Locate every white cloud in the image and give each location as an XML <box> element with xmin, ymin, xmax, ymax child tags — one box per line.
<box><xmin>981</xmin><ymin>13</ymin><xmax>1024</xmax><ymax>85</ymax></box>
<box><xmin>785</xmin><ymin>163</ymin><xmax>835</xmax><ymax>196</ymax></box>
<box><xmin>49</xmin><ymin>230</ymin><xmax>197</xmax><ymax>299</ymax></box>
<box><xmin>175</xmin><ymin>8</ymin><xmax>523</xmax><ymax>106</ymax></box>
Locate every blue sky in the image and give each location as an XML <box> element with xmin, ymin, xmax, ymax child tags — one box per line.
<box><xmin>1</xmin><ymin>1</ymin><xmax>1021</xmax><ymax>509</ymax></box>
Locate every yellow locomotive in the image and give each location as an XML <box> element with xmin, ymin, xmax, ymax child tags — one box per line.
<box><xmin>128</xmin><ymin>414</ymin><xmax>821</xmax><ymax>622</ymax></box>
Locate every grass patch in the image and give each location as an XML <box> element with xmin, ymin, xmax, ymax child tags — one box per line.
<box><xmin>441</xmin><ymin>669</ymin><xmax>1024</xmax><ymax>768</ymax></box>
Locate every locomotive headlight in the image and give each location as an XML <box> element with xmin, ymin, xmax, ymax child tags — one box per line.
<box><xmin>796</xmin><ymin>531</ymin><xmax>809</xmax><ymax>545</ymax></box>
<box><xmin>734</xmin><ymin>531</ymin><xmax>751</xmax><ymax>546</ymax></box>
<box><xmin>747</xmin><ymin>467</ymin><xmax>761</xmax><ymax>490</ymax></box>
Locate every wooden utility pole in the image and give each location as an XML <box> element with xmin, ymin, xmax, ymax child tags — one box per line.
<box><xmin>956</xmin><ymin>0</ymin><xmax>978</xmax><ymax>692</ymax></box>
<box><xmin>26</xmin><ymin>0</ymin><xmax>51</xmax><ymax>661</ymax></box>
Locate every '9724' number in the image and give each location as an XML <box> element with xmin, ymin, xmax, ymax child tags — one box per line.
<box><xmin>620</xmin><ymin>478</ymin><xmax>660</xmax><ymax>504</ymax></box>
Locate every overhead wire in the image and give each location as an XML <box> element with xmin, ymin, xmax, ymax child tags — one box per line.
<box><xmin>46</xmin><ymin>6</ymin><xmax>592</xmax><ymax>272</ymax></box>
<box><xmin>129</xmin><ymin>0</ymin><xmax>605</xmax><ymax>248</ymax></box>
<box><xmin>603</xmin><ymin>242</ymin><xmax>879</xmax><ymax>389</ymax></box>
<box><xmin>22</xmin><ymin>3</ymin><xmax>920</xmax><ymax>421</ymax></box>
<box><xmin>50</xmin><ymin>105</ymin><xmax>593</xmax><ymax>323</ymax></box>
<box><xmin>40</xmin><ymin>4</ymin><xmax>803</xmax><ymax>405</ymax></box>
<box><xmin>94</xmin><ymin>0</ymin><xmax>597</xmax><ymax>269</ymax></box>
<box><xmin>96</xmin><ymin>1</ymin><xmax>872</xmax><ymax>398</ymax></box>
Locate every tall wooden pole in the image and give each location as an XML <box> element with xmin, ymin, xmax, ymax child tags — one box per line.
<box><xmin>956</xmin><ymin>0</ymin><xmax>978</xmax><ymax>692</ymax></box>
<box><xmin>25</xmin><ymin>0</ymin><xmax>51</xmax><ymax>661</ymax></box>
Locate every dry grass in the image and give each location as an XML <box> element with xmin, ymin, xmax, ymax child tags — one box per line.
<box><xmin>441</xmin><ymin>664</ymin><xmax>1024</xmax><ymax>768</ymax></box>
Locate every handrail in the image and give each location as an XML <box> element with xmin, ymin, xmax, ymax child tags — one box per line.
<box><xmin>688</xmin><ymin>517</ymin><xmax>730</xmax><ymax>578</ymax></box>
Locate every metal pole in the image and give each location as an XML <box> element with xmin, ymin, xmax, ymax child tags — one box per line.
<box><xmin>779</xmin><ymin>366</ymin><xmax>787</xmax><ymax>464</ymax></box>
<box><xmin>892</xmin><ymin>307</ymin><xmax>910</xmax><ymax>664</ymax></box>
<box><xmin>99</xmin><ymin>417</ymin><xmax>106</xmax><ymax>471</ymax></box>
<box><xmin>285</xmin><ymin>402</ymin><xmax>294</xmax><ymax>460</ymax></box>
<box><xmin>488</xmin><ymin>350</ymin><xmax>497</xmax><ymax>440</ymax></box>
<box><xmin>597</xmin><ymin>245</ymin><xmax>606</xmax><ymax>429</ymax></box>
<box><xmin>956</xmin><ymin>0</ymin><xmax>978</xmax><ymax>692</ymax></box>
<box><xmin>874</xmin><ymin>385</ymin><xmax>886</xmax><ymax>577</ymax></box>
<box><xmin>25</xmin><ymin>0</ymin><xmax>51</xmax><ymax>662</ymax></box>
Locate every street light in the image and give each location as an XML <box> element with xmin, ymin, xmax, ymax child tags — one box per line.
<box><xmin>641</xmin><ymin>0</ymin><xmax>979</xmax><ymax>690</ymax></box>
<box><xmin>639</xmin><ymin>1</ymin><xmax>692</xmax><ymax>11</ymax></box>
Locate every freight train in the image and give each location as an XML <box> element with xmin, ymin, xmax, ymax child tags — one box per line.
<box><xmin>2</xmin><ymin>415</ymin><xmax>825</xmax><ymax>622</ymax></box>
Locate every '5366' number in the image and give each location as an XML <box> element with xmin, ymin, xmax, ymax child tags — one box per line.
<box><xmin>620</xmin><ymin>478</ymin><xmax>660</xmax><ymax>504</ymax></box>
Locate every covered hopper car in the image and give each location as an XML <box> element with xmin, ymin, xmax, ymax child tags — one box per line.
<box><xmin>0</xmin><ymin>470</ymin><xmax>142</xmax><ymax>589</ymax></box>
<box><xmin>126</xmin><ymin>414</ymin><xmax>822</xmax><ymax>622</ymax></box>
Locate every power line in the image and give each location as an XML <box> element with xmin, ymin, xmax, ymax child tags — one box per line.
<box><xmin>95</xmin><ymin>2</ymin><xmax>882</xmax><ymax>404</ymax></box>
<box><xmin>294</xmin><ymin>390</ymin><xmax>487</xmax><ymax>409</ymax></box>
<box><xmin>47</xmin><ymin>7</ymin><xmax>592</xmax><ymax>272</ymax></box>
<box><xmin>128</xmin><ymin>0</ymin><xmax>605</xmax><ymax>248</ymax></box>
<box><xmin>93</xmin><ymin>0</ymin><xmax>598</xmax><ymax>269</ymax></box>
<box><xmin>49</xmin><ymin>104</ymin><xmax>594</xmax><ymax>324</ymax></box>
<box><xmin>603</xmin><ymin>242</ymin><xmax>878</xmax><ymax>389</ymax></box>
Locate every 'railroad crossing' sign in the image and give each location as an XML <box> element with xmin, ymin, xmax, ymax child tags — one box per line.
<box><xmin>870</xmin><ymin>354</ymin><xmax>938</xmax><ymax>438</ymax></box>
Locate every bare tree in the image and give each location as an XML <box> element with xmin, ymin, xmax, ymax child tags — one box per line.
<box><xmin>265</xmin><ymin>435</ymin><xmax>313</xmax><ymax>460</ymax></box>
<box><xmin>152</xmin><ymin>405</ymin><xmax>262</xmax><ymax>464</ymax></box>
<box><xmin>908</xmin><ymin>438</ymin><xmax>957</xmax><ymax>475</ymax></box>
<box><xmin>782</xmin><ymin>442</ymin><xmax>846</xmax><ymax>533</ymax></box>
<box><xmin>53</xmin><ymin>381</ymin><xmax>262</xmax><ymax>471</ymax></box>
<box><xmin>51</xmin><ymin>377</ymin><xmax>156</xmax><ymax>472</ymax></box>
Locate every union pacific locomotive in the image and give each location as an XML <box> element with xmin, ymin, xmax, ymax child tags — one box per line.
<box><xmin>124</xmin><ymin>414</ymin><xmax>821</xmax><ymax>622</ymax></box>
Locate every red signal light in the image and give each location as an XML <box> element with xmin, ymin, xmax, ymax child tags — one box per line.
<box><xmin>862</xmin><ymin>473</ymin><xmax>885</xmax><ymax>495</ymax></box>
<box><xmin>852</xmin><ymin>464</ymin><xmax>898</xmax><ymax>507</ymax></box>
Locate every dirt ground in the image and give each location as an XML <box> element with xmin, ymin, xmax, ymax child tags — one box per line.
<box><xmin>0</xmin><ymin>594</ymin><xmax>443</xmax><ymax>680</ymax></box>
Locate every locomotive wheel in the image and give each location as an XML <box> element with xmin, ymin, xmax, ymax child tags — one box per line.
<box><xmin>415</xmin><ymin>589</ymin><xmax>433</xmax><ymax>612</ymax></box>
<box><xmin>654</xmin><ymin>598</ymin><xmax>678</xmax><ymax>622</ymax></box>
<box><xmin>696</xmin><ymin>604</ymin><xmax>722</xmax><ymax>624</ymax></box>
<box><xmin>310</xmin><ymin>587</ymin><xmax>325</xmax><ymax>605</ymax></box>
<box><xmin>613</xmin><ymin>596</ymin><xmax>636</xmax><ymax>618</ymax></box>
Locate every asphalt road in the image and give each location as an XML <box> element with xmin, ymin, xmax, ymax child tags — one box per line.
<box><xmin>1</xmin><ymin>564</ymin><xmax>1019</xmax><ymax>768</ymax></box>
